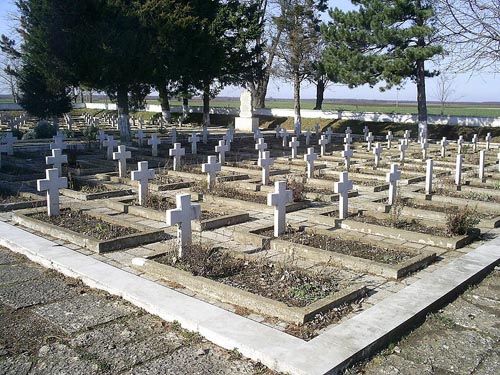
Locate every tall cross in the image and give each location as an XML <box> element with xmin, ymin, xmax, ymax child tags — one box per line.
<box><xmin>471</xmin><ymin>133</ymin><xmax>478</xmax><ymax>152</ymax></box>
<box><xmin>485</xmin><ymin>132</ymin><xmax>492</xmax><ymax>151</ymax></box>
<box><xmin>425</xmin><ymin>159</ymin><xmax>433</xmax><ymax>195</ymax></box>
<box><xmin>201</xmin><ymin>126</ymin><xmax>209</xmax><ymax>144</ymax></box>
<box><xmin>325</xmin><ymin>128</ymin><xmax>333</xmax><ymax>143</ymax></box>
<box><xmin>386</xmin><ymin>131</ymin><xmax>393</xmax><ymax>149</ymax></box>
<box><xmin>363</xmin><ymin>125</ymin><xmax>369</xmax><ymax>139</ymax></box>
<box><xmin>50</xmin><ymin>135</ymin><xmax>67</xmax><ymax>151</ymax></box>
<box><xmin>169</xmin><ymin>142</ymin><xmax>185</xmax><ymax>171</ymax></box>
<box><xmin>478</xmin><ymin>150</ymin><xmax>486</xmax><ymax>181</ymax></box>
<box><xmin>148</xmin><ymin>134</ymin><xmax>161</xmax><ymax>157</ymax></box>
<box><xmin>267</xmin><ymin>181</ymin><xmax>293</xmax><ymax>237</ymax></box>
<box><xmin>275</xmin><ymin>125</ymin><xmax>281</xmax><ymax>139</ymax></box>
<box><xmin>103</xmin><ymin>135</ymin><xmax>118</xmax><ymax>160</ymax></box>
<box><xmin>113</xmin><ymin>145</ymin><xmax>131</xmax><ymax>178</ymax></box>
<box><xmin>373</xmin><ymin>142</ymin><xmax>382</xmax><ymax>168</ymax></box>
<box><xmin>289</xmin><ymin>136</ymin><xmax>300</xmax><ymax>159</ymax></box>
<box><xmin>188</xmin><ymin>132</ymin><xmax>200</xmax><ymax>155</ymax></box>
<box><xmin>135</xmin><ymin>129</ymin><xmax>145</xmax><ymax>147</ymax></box>
<box><xmin>421</xmin><ymin>141</ymin><xmax>429</xmax><ymax>160</ymax></box>
<box><xmin>455</xmin><ymin>154</ymin><xmax>463</xmax><ymax>188</ymax></box>
<box><xmin>386</xmin><ymin>164</ymin><xmax>401</xmax><ymax>205</ymax></box>
<box><xmin>343</xmin><ymin>133</ymin><xmax>352</xmax><ymax>145</ymax></box>
<box><xmin>46</xmin><ymin>148</ymin><xmax>68</xmax><ymax>177</ymax></box>
<box><xmin>131</xmin><ymin>161</ymin><xmax>155</xmax><ymax>206</ymax></box>
<box><xmin>457</xmin><ymin>136</ymin><xmax>464</xmax><ymax>154</ymax></box>
<box><xmin>258</xmin><ymin>150</ymin><xmax>274</xmax><ymax>185</ymax></box>
<box><xmin>342</xmin><ymin>143</ymin><xmax>354</xmax><ymax>171</ymax></box>
<box><xmin>166</xmin><ymin>193</ymin><xmax>201</xmax><ymax>258</ymax></box>
<box><xmin>304</xmin><ymin>147</ymin><xmax>317</xmax><ymax>179</ymax></box>
<box><xmin>334</xmin><ymin>171</ymin><xmax>353</xmax><ymax>219</ymax></box>
<box><xmin>202</xmin><ymin>155</ymin><xmax>221</xmax><ymax>190</ymax></box>
<box><xmin>255</xmin><ymin>137</ymin><xmax>267</xmax><ymax>159</ymax></box>
<box><xmin>281</xmin><ymin>128</ymin><xmax>288</xmax><ymax>147</ymax></box>
<box><xmin>305</xmin><ymin>129</ymin><xmax>311</xmax><ymax>146</ymax></box>
<box><xmin>215</xmin><ymin>140</ymin><xmax>229</xmax><ymax>165</ymax></box>
<box><xmin>365</xmin><ymin>132</ymin><xmax>374</xmax><ymax>151</ymax></box>
<box><xmin>399</xmin><ymin>140</ymin><xmax>408</xmax><ymax>162</ymax></box>
<box><xmin>1</xmin><ymin>131</ymin><xmax>17</xmax><ymax>155</ymax></box>
<box><xmin>37</xmin><ymin>168</ymin><xmax>68</xmax><ymax>216</ymax></box>
<box><xmin>403</xmin><ymin>130</ymin><xmax>411</xmax><ymax>142</ymax></box>
<box><xmin>319</xmin><ymin>135</ymin><xmax>328</xmax><ymax>157</ymax></box>
<box><xmin>440</xmin><ymin>137</ymin><xmax>449</xmax><ymax>157</ymax></box>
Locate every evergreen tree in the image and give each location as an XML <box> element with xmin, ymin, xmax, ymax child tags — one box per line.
<box><xmin>322</xmin><ymin>0</ymin><xmax>442</xmax><ymax>125</ymax></box>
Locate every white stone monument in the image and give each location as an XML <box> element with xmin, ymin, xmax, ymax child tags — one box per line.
<box><xmin>485</xmin><ymin>133</ymin><xmax>492</xmax><ymax>151</ymax></box>
<box><xmin>304</xmin><ymin>147</ymin><xmax>317</xmax><ymax>179</ymax></box>
<box><xmin>46</xmin><ymin>149</ymin><xmax>68</xmax><ymax>177</ymax></box>
<box><xmin>289</xmin><ymin>136</ymin><xmax>299</xmax><ymax>159</ymax></box>
<box><xmin>201</xmin><ymin>126</ymin><xmax>209</xmax><ymax>144</ymax></box>
<box><xmin>1</xmin><ymin>131</ymin><xmax>16</xmax><ymax>155</ymax></box>
<box><xmin>267</xmin><ymin>181</ymin><xmax>293</xmax><ymax>237</ymax></box>
<box><xmin>455</xmin><ymin>154</ymin><xmax>463</xmax><ymax>188</ymax></box>
<box><xmin>169</xmin><ymin>143</ymin><xmax>185</xmax><ymax>171</ymax></box>
<box><xmin>440</xmin><ymin>137</ymin><xmax>449</xmax><ymax>157</ymax></box>
<box><xmin>425</xmin><ymin>159</ymin><xmax>433</xmax><ymax>196</ymax></box>
<box><xmin>103</xmin><ymin>135</ymin><xmax>118</xmax><ymax>160</ymax></box>
<box><xmin>166</xmin><ymin>193</ymin><xmax>201</xmax><ymax>257</ymax></box>
<box><xmin>386</xmin><ymin>164</ymin><xmax>401</xmax><ymax>205</ymax></box>
<box><xmin>386</xmin><ymin>131</ymin><xmax>393</xmax><ymax>149</ymax></box>
<box><xmin>478</xmin><ymin>150</ymin><xmax>486</xmax><ymax>181</ymax></box>
<box><xmin>135</xmin><ymin>130</ymin><xmax>145</xmax><ymax>147</ymax></box>
<box><xmin>472</xmin><ymin>134</ymin><xmax>478</xmax><ymax>152</ymax></box>
<box><xmin>255</xmin><ymin>137</ymin><xmax>267</xmax><ymax>159</ymax></box>
<box><xmin>421</xmin><ymin>140</ymin><xmax>429</xmax><ymax>160</ymax></box>
<box><xmin>334</xmin><ymin>171</ymin><xmax>353</xmax><ymax>219</ymax></box>
<box><xmin>305</xmin><ymin>129</ymin><xmax>311</xmax><ymax>146</ymax></box>
<box><xmin>188</xmin><ymin>132</ymin><xmax>200</xmax><ymax>155</ymax></box>
<box><xmin>319</xmin><ymin>135</ymin><xmax>328</xmax><ymax>157</ymax></box>
<box><xmin>258</xmin><ymin>151</ymin><xmax>274</xmax><ymax>185</ymax></box>
<box><xmin>373</xmin><ymin>142</ymin><xmax>382</xmax><ymax>168</ymax></box>
<box><xmin>399</xmin><ymin>140</ymin><xmax>408</xmax><ymax>162</ymax></box>
<box><xmin>202</xmin><ymin>155</ymin><xmax>221</xmax><ymax>190</ymax></box>
<box><xmin>148</xmin><ymin>134</ymin><xmax>161</xmax><ymax>157</ymax></box>
<box><xmin>366</xmin><ymin>132</ymin><xmax>374</xmax><ymax>151</ymax></box>
<box><xmin>215</xmin><ymin>140</ymin><xmax>229</xmax><ymax>164</ymax></box>
<box><xmin>342</xmin><ymin>143</ymin><xmax>354</xmax><ymax>171</ymax></box>
<box><xmin>131</xmin><ymin>161</ymin><xmax>155</xmax><ymax>206</ymax></box>
<box><xmin>37</xmin><ymin>168</ymin><xmax>68</xmax><ymax>216</ymax></box>
<box><xmin>113</xmin><ymin>145</ymin><xmax>131</xmax><ymax>178</ymax></box>
<box><xmin>235</xmin><ymin>89</ymin><xmax>259</xmax><ymax>132</ymax></box>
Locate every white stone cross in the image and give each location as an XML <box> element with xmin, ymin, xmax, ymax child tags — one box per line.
<box><xmin>225</xmin><ymin>130</ymin><xmax>234</xmax><ymax>151</ymax></box>
<box><xmin>96</xmin><ymin>130</ymin><xmax>106</xmax><ymax>149</ymax></box>
<box><xmin>373</xmin><ymin>142</ymin><xmax>382</xmax><ymax>168</ymax></box>
<box><xmin>425</xmin><ymin>159</ymin><xmax>433</xmax><ymax>195</ymax></box>
<box><xmin>103</xmin><ymin>135</ymin><xmax>118</xmax><ymax>160</ymax></box>
<box><xmin>457</xmin><ymin>136</ymin><xmax>464</xmax><ymax>154</ymax></box>
<box><xmin>202</xmin><ymin>155</ymin><xmax>221</xmax><ymax>190</ymax></box>
<box><xmin>478</xmin><ymin>150</ymin><xmax>486</xmax><ymax>181</ymax></box>
<box><xmin>281</xmin><ymin>128</ymin><xmax>288</xmax><ymax>148</ymax></box>
<box><xmin>304</xmin><ymin>147</ymin><xmax>317</xmax><ymax>179</ymax></box>
<box><xmin>472</xmin><ymin>133</ymin><xmax>478</xmax><ymax>152</ymax></box>
<box><xmin>253</xmin><ymin>128</ymin><xmax>262</xmax><ymax>141</ymax></box>
<box><xmin>485</xmin><ymin>133</ymin><xmax>492</xmax><ymax>151</ymax></box>
<box><xmin>314</xmin><ymin>123</ymin><xmax>320</xmax><ymax>137</ymax></box>
<box><xmin>365</xmin><ymin>132</ymin><xmax>374</xmax><ymax>151</ymax></box>
<box><xmin>455</xmin><ymin>154</ymin><xmax>463</xmax><ymax>188</ymax></box>
<box><xmin>201</xmin><ymin>126</ymin><xmax>209</xmax><ymax>144</ymax></box>
<box><xmin>148</xmin><ymin>134</ymin><xmax>161</xmax><ymax>157</ymax></box>
<box><xmin>135</xmin><ymin>130</ymin><xmax>145</xmax><ymax>147</ymax></box>
<box><xmin>403</xmin><ymin>130</ymin><xmax>411</xmax><ymax>142</ymax></box>
<box><xmin>305</xmin><ymin>129</ymin><xmax>311</xmax><ymax>146</ymax></box>
<box><xmin>37</xmin><ymin>168</ymin><xmax>68</xmax><ymax>216</ymax></box>
<box><xmin>166</xmin><ymin>193</ymin><xmax>201</xmax><ymax>258</ymax></box>
<box><xmin>188</xmin><ymin>132</ymin><xmax>200</xmax><ymax>155</ymax></box>
<box><xmin>267</xmin><ymin>181</ymin><xmax>293</xmax><ymax>237</ymax></box>
<box><xmin>345</xmin><ymin>127</ymin><xmax>352</xmax><ymax>135</ymax></box>
<box><xmin>258</xmin><ymin>150</ymin><xmax>274</xmax><ymax>185</ymax></box>
<box><xmin>386</xmin><ymin>131</ymin><xmax>393</xmax><ymax>149</ymax></box>
<box><xmin>215</xmin><ymin>140</ymin><xmax>229</xmax><ymax>165</ymax></box>
<box><xmin>325</xmin><ymin>128</ymin><xmax>333</xmax><ymax>143</ymax></box>
<box><xmin>113</xmin><ymin>145</ymin><xmax>131</xmax><ymax>178</ymax></box>
<box><xmin>421</xmin><ymin>140</ymin><xmax>429</xmax><ymax>160</ymax></box>
<box><xmin>334</xmin><ymin>171</ymin><xmax>353</xmax><ymax>219</ymax></box>
<box><xmin>169</xmin><ymin>142</ymin><xmax>185</xmax><ymax>171</ymax></box>
<box><xmin>1</xmin><ymin>131</ymin><xmax>17</xmax><ymax>155</ymax></box>
<box><xmin>131</xmin><ymin>161</ymin><xmax>155</xmax><ymax>206</ymax></box>
<box><xmin>342</xmin><ymin>143</ymin><xmax>354</xmax><ymax>171</ymax></box>
<box><xmin>440</xmin><ymin>137</ymin><xmax>449</xmax><ymax>157</ymax></box>
<box><xmin>289</xmin><ymin>136</ymin><xmax>300</xmax><ymax>159</ymax></box>
<box><xmin>46</xmin><ymin>149</ymin><xmax>68</xmax><ymax>177</ymax></box>
<box><xmin>170</xmin><ymin>128</ymin><xmax>177</xmax><ymax>145</ymax></box>
<box><xmin>344</xmin><ymin>133</ymin><xmax>352</xmax><ymax>145</ymax></box>
<box><xmin>386</xmin><ymin>163</ymin><xmax>401</xmax><ymax>205</ymax></box>
<box><xmin>399</xmin><ymin>140</ymin><xmax>408</xmax><ymax>162</ymax></box>
<box><xmin>255</xmin><ymin>137</ymin><xmax>267</xmax><ymax>159</ymax></box>
<box><xmin>294</xmin><ymin>120</ymin><xmax>302</xmax><ymax>137</ymax></box>
<box><xmin>363</xmin><ymin>126</ymin><xmax>369</xmax><ymax>139</ymax></box>
<box><xmin>275</xmin><ymin>125</ymin><xmax>281</xmax><ymax>139</ymax></box>
<box><xmin>319</xmin><ymin>135</ymin><xmax>328</xmax><ymax>157</ymax></box>
<box><xmin>50</xmin><ymin>135</ymin><xmax>67</xmax><ymax>151</ymax></box>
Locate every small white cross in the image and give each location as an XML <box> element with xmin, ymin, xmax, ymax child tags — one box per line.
<box><xmin>166</xmin><ymin>193</ymin><xmax>201</xmax><ymax>258</ymax></box>
<box><xmin>225</xmin><ymin>130</ymin><xmax>234</xmax><ymax>151</ymax></box>
<box><xmin>267</xmin><ymin>181</ymin><xmax>292</xmax><ymax>237</ymax></box>
<box><xmin>148</xmin><ymin>134</ymin><xmax>161</xmax><ymax>157</ymax></box>
<box><xmin>103</xmin><ymin>135</ymin><xmax>118</xmax><ymax>160</ymax></box>
<box><xmin>131</xmin><ymin>161</ymin><xmax>155</xmax><ymax>206</ymax></box>
<box><xmin>334</xmin><ymin>171</ymin><xmax>353</xmax><ymax>219</ymax></box>
<box><xmin>113</xmin><ymin>145</ymin><xmax>131</xmax><ymax>178</ymax></box>
<box><xmin>319</xmin><ymin>135</ymin><xmax>328</xmax><ymax>157</ymax></box>
<box><xmin>253</xmin><ymin>128</ymin><xmax>262</xmax><ymax>141</ymax></box>
<box><xmin>305</xmin><ymin>129</ymin><xmax>311</xmax><ymax>146</ymax></box>
<box><xmin>201</xmin><ymin>126</ymin><xmax>209</xmax><ymax>144</ymax></box>
<box><xmin>215</xmin><ymin>140</ymin><xmax>229</xmax><ymax>165</ymax></box>
<box><xmin>50</xmin><ymin>135</ymin><xmax>67</xmax><ymax>151</ymax></box>
<box><xmin>386</xmin><ymin>164</ymin><xmax>401</xmax><ymax>205</ymax></box>
<box><xmin>258</xmin><ymin>150</ymin><xmax>274</xmax><ymax>185</ymax></box>
<box><xmin>325</xmin><ymin>128</ymin><xmax>333</xmax><ymax>143</ymax></box>
<box><xmin>386</xmin><ymin>131</ymin><xmax>393</xmax><ymax>149</ymax></box>
<box><xmin>304</xmin><ymin>147</ymin><xmax>317</xmax><ymax>179</ymax></box>
<box><xmin>1</xmin><ymin>131</ymin><xmax>17</xmax><ymax>155</ymax></box>
<box><xmin>275</xmin><ymin>125</ymin><xmax>281</xmax><ymax>139</ymax></box>
<box><xmin>202</xmin><ymin>155</ymin><xmax>221</xmax><ymax>190</ymax></box>
<box><xmin>399</xmin><ymin>139</ymin><xmax>408</xmax><ymax>162</ymax></box>
<box><xmin>314</xmin><ymin>123</ymin><xmax>320</xmax><ymax>137</ymax></box>
<box><xmin>289</xmin><ymin>136</ymin><xmax>300</xmax><ymax>159</ymax></box>
<box><xmin>363</xmin><ymin>126</ymin><xmax>369</xmax><ymax>139</ymax></box>
<box><xmin>255</xmin><ymin>137</ymin><xmax>267</xmax><ymax>159</ymax></box>
<box><xmin>169</xmin><ymin>142</ymin><xmax>185</xmax><ymax>171</ymax></box>
<box><xmin>373</xmin><ymin>142</ymin><xmax>382</xmax><ymax>167</ymax></box>
<box><xmin>455</xmin><ymin>154</ymin><xmax>463</xmax><ymax>188</ymax></box>
<box><xmin>281</xmin><ymin>128</ymin><xmax>288</xmax><ymax>147</ymax></box>
<box><xmin>342</xmin><ymin>143</ymin><xmax>354</xmax><ymax>171</ymax></box>
<box><xmin>421</xmin><ymin>141</ymin><xmax>429</xmax><ymax>160</ymax></box>
<box><xmin>457</xmin><ymin>136</ymin><xmax>464</xmax><ymax>154</ymax></box>
<box><xmin>46</xmin><ymin>149</ymin><xmax>68</xmax><ymax>177</ymax></box>
<box><xmin>188</xmin><ymin>132</ymin><xmax>200</xmax><ymax>155</ymax></box>
<box><xmin>37</xmin><ymin>168</ymin><xmax>68</xmax><ymax>216</ymax></box>
<box><xmin>96</xmin><ymin>130</ymin><xmax>106</xmax><ymax>149</ymax></box>
<box><xmin>471</xmin><ymin>134</ymin><xmax>478</xmax><ymax>152</ymax></box>
<box><xmin>345</xmin><ymin>127</ymin><xmax>352</xmax><ymax>135</ymax></box>
<box><xmin>344</xmin><ymin>133</ymin><xmax>352</xmax><ymax>145</ymax></box>
<box><xmin>478</xmin><ymin>150</ymin><xmax>486</xmax><ymax>181</ymax></box>
<box><xmin>425</xmin><ymin>159</ymin><xmax>433</xmax><ymax>195</ymax></box>
<box><xmin>440</xmin><ymin>137</ymin><xmax>449</xmax><ymax>157</ymax></box>
<box><xmin>365</xmin><ymin>132</ymin><xmax>374</xmax><ymax>151</ymax></box>
<box><xmin>485</xmin><ymin>132</ymin><xmax>492</xmax><ymax>151</ymax></box>
<box><xmin>403</xmin><ymin>130</ymin><xmax>411</xmax><ymax>142</ymax></box>
<box><xmin>135</xmin><ymin>130</ymin><xmax>145</xmax><ymax>147</ymax></box>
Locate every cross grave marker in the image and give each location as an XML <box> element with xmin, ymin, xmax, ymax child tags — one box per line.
<box><xmin>304</xmin><ymin>147</ymin><xmax>317</xmax><ymax>179</ymax></box>
<box><xmin>103</xmin><ymin>135</ymin><xmax>118</xmax><ymax>160</ymax></box>
<box><xmin>166</xmin><ymin>193</ymin><xmax>201</xmax><ymax>257</ymax></box>
<box><xmin>148</xmin><ymin>134</ymin><xmax>161</xmax><ymax>157</ymax></box>
<box><xmin>202</xmin><ymin>155</ymin><xmax>221</xmax><ymax>190</ymax></box>
<box><xmin>386</xmin><ymin>163</ymin><xmax>401</xmax><ymax>205</ymax></box>
<box><xmin>267</xmin><ymin>181</ymin><xmax>293</xmax><ymax>237</ymax></box>
<box><xmin>215</xmin><ymin>140</ymin><xmax>229</xmax><ymax>165</ymax></box>
<box><xmin>169</xmin><ymin>142</ymin><xmax>185</xmax><ymax>171</ymax></box>
<box><xmin>113</xmin><ymin>145</ymin><xmax>132</xmax><ymax>178</ymax></box>
<box><xmin>258</xmin><ymin>150</ymin><xmax>274</xmax><ymax>185</ymax></box>
<box><xmin>131</xmin><ymin>161</ymin><xmax>155</xmax><ymax>206</ymax></box>
<box><xmin>334</xmin><ymin>171</ymin><xmax>353</xmax><ymax>219</ymax></box>
<box><xmin>289</xmin><ymin>136</ymin><xmax>300</xmax><ymax>159</ymax></box>
<box><xmin>46</xmin><ymin>149</ymin><xmax>68</xmax><ymax>177</ymax></box>
<box><xmin>37</xmin><ymin>168</ymin><xmax>68</xmax><ymax>216</ymax></box>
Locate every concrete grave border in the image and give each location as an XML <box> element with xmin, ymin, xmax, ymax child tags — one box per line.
<box><xmin>0</xmin><ymin>192</ymin><xmax>46</xmax><ymax>212</ymax></box>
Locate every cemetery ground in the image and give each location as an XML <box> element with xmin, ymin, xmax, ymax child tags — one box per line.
<box><xmin>0</xmin><ymin>110</ymin><xmax>499</xmax><ymax>374</ymax></box>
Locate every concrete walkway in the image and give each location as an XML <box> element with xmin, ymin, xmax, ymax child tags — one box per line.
<box><xmin>0</xmin><ymin>220</ymin><xmax>499</xmax><ymax>374</ymax></box>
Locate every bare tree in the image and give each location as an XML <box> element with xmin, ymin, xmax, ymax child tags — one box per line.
<box><xmin>434</xmin><ymin>0</ymin><xmax>500</xmax><ymax>72</ymax></box>
<box><xmin>433</xmin><ymin>72</ymin><xmax>456</xmax><ymax>115</ymax></box>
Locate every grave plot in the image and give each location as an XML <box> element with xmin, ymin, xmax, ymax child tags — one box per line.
<box><xmin>0</xmin><ymin>187</ymin><xmax>46</xmax><ymax>212</ymax></box>
<box><xmin>12</xmin><ymin>206</ymin><xmax>168</xmax><ymax>253</ymax></box>
<box><xmin>60</xmin><ymin>175</ymin><xmax>132</xmax><ymax>200</ymax></box>
<box><xmin>318</xmin><ymin>169</ymin><xmax>390</xmax><ymax>192</ymax></box>
<box><xmin>132</xmin><ymin>243</ymin><xmax>366</xmax><ymax>329</ymax></box>
<box><xmin>104</xmin><ymin>193</ymin><xmax>249</xmax><ymax>231</ymax></box>
<box><xmin>0</xmin><ymin>158</ymin><xmax>45</xmax><ymax>182</ymax></box>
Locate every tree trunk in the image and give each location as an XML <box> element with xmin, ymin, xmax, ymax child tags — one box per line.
<box><xmin>116</xmin><ymin>86</ymin><xmax>131</xmax><ymax>142</ymax></box>
<box><xmin>158</xmin><ymin>85</ymin><xmax>172</xmax><ymax>123</ymax></box>
<box><xmin>314</xmin><ymin>79</ymin><xmax>325</xmax><ymax>110</ymax></box>
<box><xmin>293</xmin><ymin>71</ymin><xmax>301</xmax><ymax>130</ymax></box>
<box><xmin>182</xmin><ymin>96</ymin><xmax>189</xmax><ymax>119</ymax></box>
<box><xmin>89</xmin><ymin>91</ymin><xmax>93</xmax><ymax>103</ymax></box>
<box><xmin>416</xmin><ymin>59</ymin><xmax>428</xmax><ymax>138</ymax></box>
<box><xmin>202</xmin><ymin>81</ymin><xmax>211</xmax><ymax>127</ymax></box>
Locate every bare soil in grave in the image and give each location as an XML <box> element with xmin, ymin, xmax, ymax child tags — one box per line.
<box><xmin>68</xmin><ymin>178</ymin><xmax>110</xmax><ymax>193</ymax></box>
<box><xmin>417</xmin><ymin>187</ymin><xmax>500</xmax><ymax>203</ymax></box>
<box><xmin>261</xmin><ymin>228</ymin><xmax>415</xmax><ymax>265</ymax></box>
<box><xmin>0</xmin><ymin>187</ymin><xmax>36</xmax><ymax>204</ymax></box>
<box><xmin>352</xmin><ymin>167</ymin><xmax>418</xmax><ymax>179</ymax></box>
<box><xmin>0</xmin><ymin>164</ymin><xmax>37</xmax><ymax>176</ymax></box>
<box><xmin>193</xmin><ymin>184</ymin><xmax>268</xmax><ymax>205</ymax></box>
<box><xmin>30</xmin><ymin>209</ymin><xmax>139</xmax><ymax>240</ymax></box>
<box><xmin>153</xmin><ymin>174</ymin><xmax>187</xmax><ymax>185</ymax></box>
<box><xmin>400</xmin><ymin>198</ymin><xmax>498</xmax><ymax>220</ymax></box>
<box><xmin>320</xmin><ymin>173</ymin><xmax>383</xmax><ymax>187</ymax></box>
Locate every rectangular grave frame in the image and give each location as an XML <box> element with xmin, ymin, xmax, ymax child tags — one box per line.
<box><xmin>0</xmin><ymin>192</ymin><xmax>46</xmax><ymax>212</ymax></box>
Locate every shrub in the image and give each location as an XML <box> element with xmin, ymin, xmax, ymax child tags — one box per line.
<box><xmin>22</xmin><ymin>120</ymin><xmax>56</xmax><ymax>139</ymax></box>
<box><xmin>286</xmin><ymin>176</ymin><xmax>305</xmax><ymax>202</ymax></box>
<box><xmin>445</xmin><ymin>205</ymin><xmax>480</xmax><ymax>236</ymax></box>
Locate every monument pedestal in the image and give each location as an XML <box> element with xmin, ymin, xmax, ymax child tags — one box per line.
<box><xmin>235</xmin><ymin>117</ymin><xmax>259</xmax><ymax>132</ymax></box>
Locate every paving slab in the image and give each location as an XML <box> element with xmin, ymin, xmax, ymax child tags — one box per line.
<box><xmin>0</xmin><ymin>278</ymin><xmax>77</xmax><ymax>309</ymax></box>
<box><xmin>0</xmin><ymin>354</ymin><xmax>33</xmax><ymax>375</ymax></box>
<box><xmin>0</xmin><ymin>248</ymin><xmax>21</xmax><ymax>265</ymax></box>
<box><xmin>34</xmin><ymin>293</ymin><xmax>137</xmax><ymax>334</ymax></box>
<box><xmin>29</xmin><ymin>343</ymin><xmax>100</xmax><ymax>375</ymax></box>
<box><xmin>0</xmin><ymin>263</ymin><xmax>43</xmax><ymax>285</ymax></box>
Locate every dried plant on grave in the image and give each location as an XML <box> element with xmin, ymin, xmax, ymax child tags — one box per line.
<box><xmin>286</xmin><ymin>175</ymin><xmax>305</xmax><ymax>202</ymax></box>
<box><xmin>388</xmin><ymin>194</ymin><xmax>406</xmax><ymax>227</ymax></box>
<box><xmin>445</xmin><ymin>205</ymin><xmax>480</xmax><ymax>236</ymax></box>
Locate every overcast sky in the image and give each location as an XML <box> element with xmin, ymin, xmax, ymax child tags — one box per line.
<box><xmin>0</xmin><ymin>0</ymin><xmax>498</xmax><ymax>102</ymax></box>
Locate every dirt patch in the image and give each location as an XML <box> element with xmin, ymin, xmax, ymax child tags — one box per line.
<box><xmin>402</xmin><ymin>198</ymin><xmax>498</xmax><ymax>220</ymax></box>
<box><xmin>137</xmin><ymin>195</ymin><xmax>223</xmax><ymax>221</ymax></box>
<box><xmin>429</xmin><ymin>187</ymin><xmax>500</xmax><ymax>203</ymax></box>
<box><xmin>262</xmin><ymin>228</ymin><xmax>415</xmax><ymax>265</ymax></box>
<box><xmin>152</xmin><ymin>174</ymin><xmax>186</xmax><ymax>185</ymax></box>
<box><xmin>30</xmin><ymin>209</ymin><xmax>138</xmax><ymax>240</ymax></box>
<box><xmin>193</xmin><ymin>183</ymin><xmax>267</xmax><ymax>205</ymax></box>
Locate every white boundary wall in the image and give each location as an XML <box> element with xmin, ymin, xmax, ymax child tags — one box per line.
<box><xmin>2</xmin><ymin>102</ymin><xmax>500</xmax><ymax>127</ymax></box>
